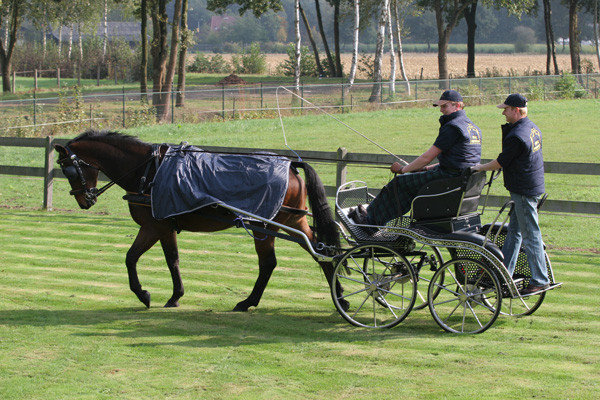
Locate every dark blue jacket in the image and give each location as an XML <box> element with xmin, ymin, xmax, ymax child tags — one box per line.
<box><xmin>434</xmin><ymin>110</ymin><xmax>482</xmax><ymax>170</ymax></box>
<box><xmin>497</xmin><ymin>117</ymin><xmax>545</xmax><ymax>196</ymax></box>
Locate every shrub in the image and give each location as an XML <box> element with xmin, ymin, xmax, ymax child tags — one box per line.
<box><xmin>232</xmin><ymin>43</ymin><xmax>266</xmax><ymax>74</ymax></box>
<box><xmin>276</xmin><ymin>44</ymin><xmax>318</xmax><ymax>77</ymax></box>
<box><xmin>357</xmin><ymin>53</ymin><xmax>375</xmax><ymax>80</ymax></box>
<box><xmin>553</xmin><ymin>73</ymin><xmax>587</xmax><ymax>99</ymax></box>
<box><xmin>188</xmin><ymin>53</ymin><xmax>231</xmax><ymax>73</ymax></box>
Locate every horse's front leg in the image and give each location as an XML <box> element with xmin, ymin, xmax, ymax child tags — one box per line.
<box><xmin>160</xmin><ymin>231</ymin><xmax>184</xmax><ymax>307</ymax></box>
<box><xmin>126</xmin><ymin>226</ymin><xmax>160</xmax><ymax>308</ymax></box>
<box><xmin>233</xmin><ymin>234</ymin><xmax>277</xmax><ymax>312</ymax></box>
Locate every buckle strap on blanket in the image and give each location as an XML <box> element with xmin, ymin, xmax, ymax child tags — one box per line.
<box><xmin>138</xmin><ymin>144</ymin><xmax>163</xmax><ymax>194</ymax></box>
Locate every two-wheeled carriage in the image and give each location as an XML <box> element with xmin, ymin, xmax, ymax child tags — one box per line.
<box><xmin>330</xmin><ymin>170</ymin><xmax>562</xmax><ymax>333</ymax></box>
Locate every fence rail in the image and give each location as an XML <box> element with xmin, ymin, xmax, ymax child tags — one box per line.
<box><xmin>1</xmin><ymin>136</ymin><xmax>598</xmax><ymax>215</ymax></box>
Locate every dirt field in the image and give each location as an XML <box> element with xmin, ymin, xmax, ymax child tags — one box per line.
<box><xmin>216</xmin><ymin>52</ymin><xmax>596</xmax><ymax>79</ymax></box>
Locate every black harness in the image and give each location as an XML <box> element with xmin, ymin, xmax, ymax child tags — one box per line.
<box><xmin>58</xmin><ymin>144</ymin><xmax>162</xmax><ymax>205</ymax></box>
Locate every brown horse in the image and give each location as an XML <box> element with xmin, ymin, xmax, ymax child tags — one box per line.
<box><xmin>55</xmin><ymin>130</ymin><xmax>346</xmax><ymax>311</ymax></box>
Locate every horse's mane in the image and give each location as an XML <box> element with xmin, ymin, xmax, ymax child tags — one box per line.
<box><xmin>67</xmin><ymin>129</ymin><xmax>147</xmax><ymax>147</ymax></box>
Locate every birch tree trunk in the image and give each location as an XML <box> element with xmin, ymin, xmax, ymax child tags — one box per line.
<box><xmin>393</xmin><ymin>0</ymin><xmax>410</xmax><ymax>95</ymax></box>
<box><xmin>368</xmin><ymin>0</ymin><xmax>388</xmax><ymax>102</ymax></box>
<box><xmin>77</xmin><ymin>22</ymin><xmax>83</xmax><ymax>83</ymax></box>
<box><xmin>347</xmin><ymin>0</ymin><xmax>359</xmax><ymax>87</ymax></box>
<box><xmin>42</xmin><ymin>21</ymin><xmax>47</xmax><ymax>63</ymax></box>
<box><xmin>387</xmin><ymin>1</ymin><xmax>396</xmax><ymax>94</ymax></box>
<box><xmin>68</xmin><ymin>25</ymin><xmax>73</xmax><ymax>60</ymax></box>
<box><xmin>58</xmin><ymin>25</ymin><xmax>63</xmax><ymax>60</ymax></box>
<box><xmin>103</xmin><ymin>0</ymin><xmax>108</xmax><ymax>62</ymax></box>
<box><xmin>294</xmin><ymin>0</ymin><xmax>301</xmax><ymax>92</ymax></box>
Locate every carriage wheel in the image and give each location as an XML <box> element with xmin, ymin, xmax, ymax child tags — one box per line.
<box><xmin>331</xmin><ymin>244</ymin><xmax>417</xmax><ymax>329</ymax></box>
<box><xmin>409</xmin><ymin>245</ymin><xmax>445</xmax><ymax>311</ymax></box>
<box><xmin>428</xmin><ymin>258</ymin><xmax>502</xmax><ymax>334</ymax></box>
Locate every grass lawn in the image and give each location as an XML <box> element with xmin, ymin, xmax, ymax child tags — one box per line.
<box><xmin>0</xmin><ymin>208</ymin><xmax>598</xmax><ymax>399</ymax></box>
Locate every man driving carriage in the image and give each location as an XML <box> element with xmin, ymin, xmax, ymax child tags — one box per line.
<box><xmin>350</xmin><ymin>89</ymin><xmax>482</xmax><ymax>227</ymax></box>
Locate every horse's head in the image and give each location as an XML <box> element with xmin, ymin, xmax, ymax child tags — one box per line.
<box><xmin>54</xmin><ymin>143</ymin><xmax>100</xmax><ymax>209</ymax></box>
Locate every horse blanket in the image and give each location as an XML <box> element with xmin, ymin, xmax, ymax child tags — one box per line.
<box><xmin>151</xmin><ymin>144</ymin><xmax>291</xmax><ymax>221</ymax></box>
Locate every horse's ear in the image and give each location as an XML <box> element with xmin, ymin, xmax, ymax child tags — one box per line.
<box><xmin>54</xmin><ymin>144</ymin><xmax>67</xmax><ymax>158</ymax></box>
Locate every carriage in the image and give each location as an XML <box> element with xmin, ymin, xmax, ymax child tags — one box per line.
<box><xmin>329</xmin><ymin>169</ymin><xmax>562</xmax><ymax>333</ymax></box>
<box><xmin>56</xmin><ymin>131</ymin><xmax>561</xmax><ymax>334</ymax></box>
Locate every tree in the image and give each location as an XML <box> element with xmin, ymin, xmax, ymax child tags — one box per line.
<box><xmin>369</xmin><ymin>0</ymin><xmax>388</xmax><ymax>102</ymax></box>
<box><xmin>392</xmin><ymin>0</ymin><xmax>418</xmax><ymax>94</ymax></box>
<box><xmin>299</xmin><ymin>2</ymin><xmax>324</xmax><ymax>77</ymax></box>
<box><xmin>347</xmin><ymin>0</ymin><xmax>359</xmax><ymax>86</ymax></box>
<box><xmin>543</xmin><ymin>0</ymin><xmax>560</xmax><ymax>74</ymax></box>
<box><xmin>563</xmin><ymin>0</ymin><xmax>583</xmax><ymax>74</ymax></box>
<box><xmin>0</xmin><ymin>0</ymin><xmax>22</xmax><ymax>92</ymax></box>
<box><xmin>417</xmin><ymin>0</ymin><xmax>474</xmax><ymax>84</ymax></box>
<box><xmin>176</xmin><ymin>0</ymin><xmax>189</xmax><ymax>107</ymax></box>
<box><xmin>592</xmin><ymin>0</ymin><xmax>600</xmax><ymax>71</ymax></box>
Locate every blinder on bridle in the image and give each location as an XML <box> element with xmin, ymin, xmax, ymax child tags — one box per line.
<box><xmin>58</xmin><ymin>146</ymin><xmax>104</xmax><ymax>206</ymax></box>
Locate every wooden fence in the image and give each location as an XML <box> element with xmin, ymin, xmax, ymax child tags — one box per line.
<box><xmin>1</xmin><ymin>136</ymin><xmax>599</xmax><ymax>215</ymax></box>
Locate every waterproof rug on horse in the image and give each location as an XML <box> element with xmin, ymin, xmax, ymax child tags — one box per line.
<box><xmin>151</xmin><ymin>144</ymin><xmax>291</xmax><ymax>220</ymax></box>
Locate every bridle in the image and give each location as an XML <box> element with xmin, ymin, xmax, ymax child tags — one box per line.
<box><xmin>58</xmin><ymin>144</ymin><xmax>163</xmax><ymax>206</ymax></box>
<box><xmin>58</xmin><ymin>146</ymin><xmax>116</xmax><ymax>206</ymax></box>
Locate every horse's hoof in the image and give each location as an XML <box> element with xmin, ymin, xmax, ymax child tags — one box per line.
<box><xmin>136</xmin><ymin>290</ymin><xmax>151</xmax><ymax>308</ymax></box>
<box><xmin>340</xmin><ymin>299</ymin><xmax>350</xmax><ymax>312</ymax></box>
<box><xmin>164</xmin><ymin>299</ymin><xmax>179</xmax><ymax>308</ymax></box>
<box><xmin>233</xmin><ymin>303</ymin><xmax>249</xmax><ymax>312</ymax></box>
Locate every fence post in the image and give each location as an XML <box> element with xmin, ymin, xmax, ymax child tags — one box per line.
<box><xmin>97</xmin><ymin>64</ymin><xmax>100</xmax><ymax>86</ymax></box>
<box><xmin>34</xmin><ymin>69</ymin><xmax>38</xmax><ymax>90</ymax></box>
<box><xmin>171</xmin><ymin>90</ymin><xmax>175</xmax><ymax>124</ymax></box>
<box><xmin>122</xmin><ymin>87</ymin><xmax>126</xmax><ymax>128</ymax></box>
<box><xmin>90</xmin><ymin>104</ymin><xmax>93</xmax><ymax>129</ymax></box>
<box><xmin>336</xmin><ymin>147</ymin><xmax>348</xmax><ymax>189</ymax></box>
<box><xmin>57</xmin><ymin>68</ymin><xmax>61</xmax><ymax>88</ymax></box>
<box><xmin>508</xmin><ymin>76</ymin><xmax>512</xmax><ymax>94</ymax></box>
<box><xmin>415</xmin><ymin>81</ymin><xmax>418</xmax><ymax>100</ymax></box>
<box><xmin>33</xmin><ymin>90</ymin><xmax>37</xmax><ymax>132</ymax></box>
<box><xmin>260</xmin><ymin>82</ymin><xmax>263</xmax><ymax>109</ymax></box>
<box><xmin>221</xmin><ymin>84</ymin><xmax>225</xmax><ymax>120</ymax></box>
<box><xmin>43</xmin><ymin>136</ymin><xmax>54</xmax><ymax>211</ymax></box>
<box><xmin>12</xmin><ymin>70</ymin><xmax>15</xmax><ymax>93</ymax></box>
<box><xmin>341</xmin><ymin>83</ymin><xmax>345</xmax><ymax>113</ymax></box>
<box><xmin>232</xmin><ymin>96</ymin><xmax>236</xmax><ymax>119</ymax></box>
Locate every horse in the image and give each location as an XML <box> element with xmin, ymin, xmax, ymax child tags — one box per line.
<box><xmin>55</xmin><ymin>130</ymin><xmax>347</xmax><ymax>311</ymax></box>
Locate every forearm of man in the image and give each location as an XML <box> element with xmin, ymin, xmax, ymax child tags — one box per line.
<box><xmin>474</xmin><ymin>159</ymin><xmax>502</xmax><ymax>171</ymax></box>
<box><xmin>402</xmin><ymin>146</ymin><xmax>441</xmax><ymax>173</ymax></box>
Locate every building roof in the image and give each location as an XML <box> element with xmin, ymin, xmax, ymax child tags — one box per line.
<box><xmin>210</xmin><ymin>15</ymin><xmax>237</xmax><ymax>32</ymax></box>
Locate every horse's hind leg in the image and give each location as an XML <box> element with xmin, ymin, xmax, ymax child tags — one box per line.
<box><xmin>126</xmin><ymin>226</ymin><xmax>160</xmax><ymax>308</ymax></box>
<box><xmin>233</xmin><ymin>234</ymin><xmax>277</xmax><ymax>312</ymax></box>
<box><xmin>160</xmin><ymin>231</ymin><xmax>184</xmax><ymax>307</ymax></box>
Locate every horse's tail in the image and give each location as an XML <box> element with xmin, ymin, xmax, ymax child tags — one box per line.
<box><xmin>291</xmin><ymin>161</ymin><xmax>340</xmax><ymax>253</ymax></box>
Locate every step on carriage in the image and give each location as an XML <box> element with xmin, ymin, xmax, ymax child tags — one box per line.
<box><xmin>330</xmin><ymin>170</ymin><xmax>562</xmax><ymax>333</ymax></box>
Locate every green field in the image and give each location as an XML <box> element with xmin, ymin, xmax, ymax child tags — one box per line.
<box><xmin>1</xmin><ymin>98</ymin><xmax>599</xmax><ymax>398</ymax></box>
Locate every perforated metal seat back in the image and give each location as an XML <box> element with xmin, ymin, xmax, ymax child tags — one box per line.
<box><xmin>412</xmin><ymin>171</ymin><xmax>487</xmax><ymax>221</ymax></box>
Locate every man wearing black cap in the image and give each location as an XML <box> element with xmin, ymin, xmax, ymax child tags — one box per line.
<box><xmin>473</xmin><ymin>93</ymin><xmax>549</xmax><ymax>295</ymax></box>
<box><xmin>350</xmin><ymin>89</ymin><xmax>482</xmax><ymax>227</ymax></box>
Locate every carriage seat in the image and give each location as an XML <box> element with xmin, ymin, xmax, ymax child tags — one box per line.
<box><xmin>410</xmin><ymin>170</ymin><xmax>487</xmax><ymax>233</ymax></box>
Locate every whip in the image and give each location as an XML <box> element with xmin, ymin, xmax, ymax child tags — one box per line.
<box><xmin>275</xmin><ymin>86</ymin><xmax>409</xmax><ymax>166</ymax></box>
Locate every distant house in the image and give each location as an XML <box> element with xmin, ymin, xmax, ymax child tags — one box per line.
<box><xmin>210</xmin><ymin>15</ymin><xmax>237</xmax><ymax>32</ymax></box>
<box><xmin>49</xmin><ymin>22</ymin><xmax>141</xmax><ymax>45</ymax></box>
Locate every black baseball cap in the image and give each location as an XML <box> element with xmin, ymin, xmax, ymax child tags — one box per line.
<box><xmin>433</xmin><ymin>90</ymin><xmax>463</xmax><ymax>106</ymax></box>
<box><xmin>497</xmin><ymin>93</ymin><xmax>527</xmax><ymax>108</ymax></box>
